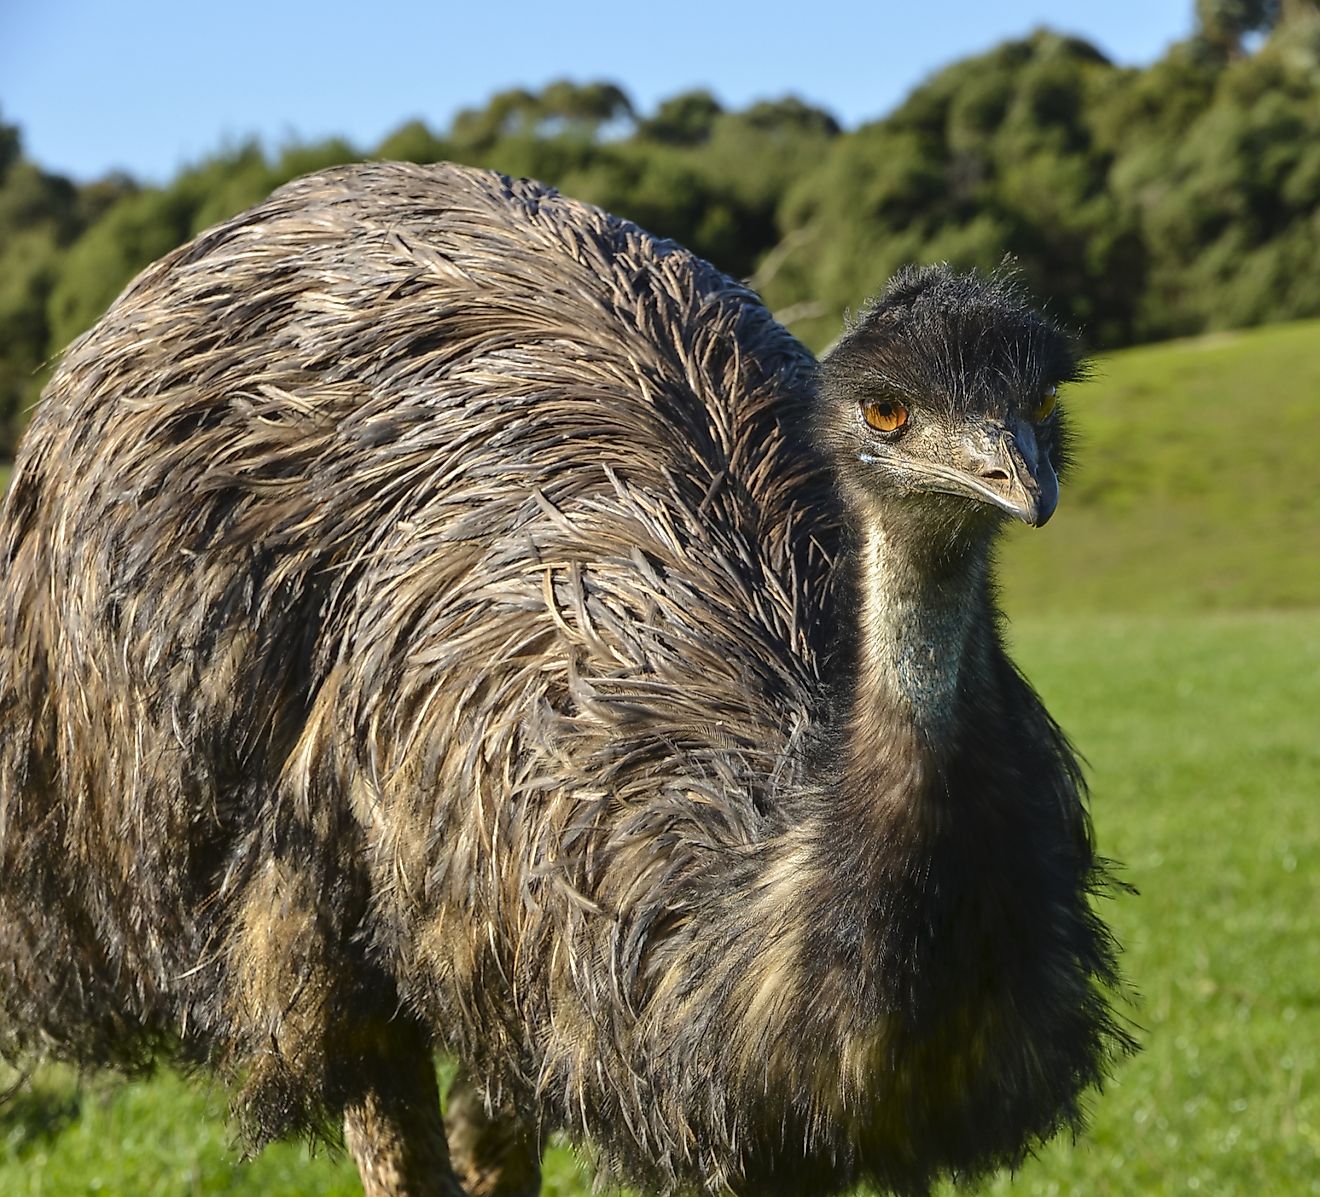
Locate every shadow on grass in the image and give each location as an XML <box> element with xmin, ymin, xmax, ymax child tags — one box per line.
<box><xmin>0</xmin><ymin>1075</ymin><xmax>83</xmax><ymax>1155</ymax></box>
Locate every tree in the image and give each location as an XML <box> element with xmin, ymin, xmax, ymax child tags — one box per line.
<box><xmin>6</xmin><ymin>2</ymin><xmax>1320</xmax><ymax>452</ymax></box>
<box><xmin>762</xmin><ymin>33</ymin><xmax>1144</xmax><ymax>348</ymax></box>
<box><xmin>0</xmin><ymin>117</ymin><xmax>116</xmax><ymax>456</ymax></box>
<box><xmin>376</xmin><ymin>119</ymin><xmax>452</xmax><ymax>164</ymax></box>
<box><xmin>1196</xmin><ymin>0</ymin><xmax>1282</xmax><ymax>58</ymax></box>
<box><xmin>637</xmin><ymin>90</ymin><xmax>724</xmax><ymax>146</ymax></box>
<box><xmin>740</xmin><ymin>96</ymin><xmax>840</xmax><ymax>138</ymax></box>
<box><xmin>0</xmin><ymin>118</ymin><xmax>20</xmax><ymax>182</ymax></box>
<box><xmin>537</xmin><ymin>80</ymin><xmax>634</xmax><ymax>137</ymax></box>
<box><xmin>450</xmin><ymin>82</ymin><xmax>634</xmax><ymax>148</ymax></box>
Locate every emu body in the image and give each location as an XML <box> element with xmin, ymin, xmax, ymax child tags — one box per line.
<box><xmin>0</xmin><ymin>162</ymin><xmax>1125</xmax><ymax>1196</ymax></box>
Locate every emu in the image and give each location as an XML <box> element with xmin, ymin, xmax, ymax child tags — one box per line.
<box><xmin>0</xmin><ymin>161</ymin><xmax>1127</xmax><ymax>1196</ymax></box>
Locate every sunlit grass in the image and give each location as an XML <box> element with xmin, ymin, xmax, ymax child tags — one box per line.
<box><xmin>0</xmin><ymin>1063</ymin><xmax>599</xmax><ymax>1196</ymax></box>
<box><xmin>961</xmin><ymin>611</ymin><xmax>1320</xmax><ymax>1195</ymax></box>
<box><xmin>2</xmin><ymin>313</ymin><xmax>1316</xmax><ymax>1193</ymax></box>
<box><xmin>4</xmin><ymin>611</ymin><xmax>1315</xmax><ymax>1194</ymax></box>
<box><xmin>999</xmin><ymin>318</ymin><xmax>1320</xmax><ymax>615</ymax></box>
<box><xmin>5</xmin><ymin>317</ymin><xmax>1318</xmax><ymax>614</ymax></box>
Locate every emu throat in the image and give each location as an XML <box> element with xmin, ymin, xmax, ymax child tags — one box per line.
<box><xmin>856</xmin><ymin>523</ymin><xmax>989</xmax><ymax>738</ymax></box>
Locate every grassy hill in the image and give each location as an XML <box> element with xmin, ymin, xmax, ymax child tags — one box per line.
<box><xmin>999</xmin><ymin>318</ymin><xmax>1320</xmax><ymax>614</ymax></box>
<box><xmin>5</xmin><ymin>316</ymin><xmax>1318</xmax><ymax>614</ymax></box>
<box><xmin>1</xmin><ymin>320</ymin><xmax>1318</xmax><ymax>1194</ymax></box>
<box><xmin>3</xmin><ymin>610</ymin><xmax>1315</xmax><ymax>1195</ymax></box>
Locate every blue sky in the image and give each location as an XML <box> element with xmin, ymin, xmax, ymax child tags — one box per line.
<box><xmin>4</xmin><ymin>0</ymin><xmax>1195</xmax><ymax>183</ymax></box>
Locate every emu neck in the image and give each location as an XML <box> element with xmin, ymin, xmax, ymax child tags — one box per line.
<box><xmin>853</xmin><ymin>518</ymin><xmax>990</xmax><ymax>743</ymax></box>
<box><xmin>778</xmin><ymin>513</ymin><xmax>1003</xmax><ymax>1022</ymax></box>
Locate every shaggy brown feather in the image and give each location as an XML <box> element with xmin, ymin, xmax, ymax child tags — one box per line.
<box><xmin>0</xmin><ymin>161</ymin><xmax>1127</xmax><ymax>1196</ymax></box>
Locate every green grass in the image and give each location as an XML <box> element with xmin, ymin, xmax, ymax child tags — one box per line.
<box><xmin>2</xmin><ymin>321</ymin><xmax>1317</xmax><ymax>1191</ymax></box>
<box><xmin>968</xmin><ymin>612</ymin><xmax>1320</xmax><ymax>1195</ymax></box>
<box><xmin>998</xmin><ymin>319</ymin><xmax>1320</xmax><ymax>615</ymax></box>
<box><xmin>3</xmin><ymin>610</ymin><xmax>1316</xmax><ymax>1195</ymax></box>
<box><xmin>4</xmin><ymin>318</ymin><xmax>1317</xmax><ymax>614</ymax></box>
<box><xmin>0</xmin><ymin>1065</ymin><xmax>596</xmax><ymax>1196</ymax></box>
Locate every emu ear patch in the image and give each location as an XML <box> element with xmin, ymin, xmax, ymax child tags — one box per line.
<box><xmin>1031</xmin><ymin>386</ymin><xmax>1058</xmax><ymax>424</ymax></box>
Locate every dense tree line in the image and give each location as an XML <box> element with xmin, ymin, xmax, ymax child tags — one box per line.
<box><xmin>2</xmin><ymin>3</ymin><xmax>1319</xmax><ymax>458</ymax></box>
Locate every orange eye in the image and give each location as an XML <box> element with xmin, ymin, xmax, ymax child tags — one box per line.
<box><xmin>1032</xmin><ymin>386</ymin><xmax>1058</xmax><ymax>423</ymax></box>
<box><xmin>861</xmin><ymin>398</ymin><xmax>909</xmax><ymax>433</ymax></box>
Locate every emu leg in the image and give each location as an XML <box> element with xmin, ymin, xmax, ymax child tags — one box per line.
<box><xmin>445</xmin><ymin>1072</ymin><xmax>542</xmax><ymax>1197</ymax></box>
<box><xmin>343</xmin><ymin>1039</ymin><xmax>465</xmax><ymax>1197</ymax></box>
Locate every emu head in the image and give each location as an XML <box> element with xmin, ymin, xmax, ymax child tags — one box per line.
<box><xmin>816</xmin><ymin>266</ymin><xmax>1081</xmax><ymax>551</ymax></box>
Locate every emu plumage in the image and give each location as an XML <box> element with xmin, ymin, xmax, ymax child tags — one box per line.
<box><xmin>0</xmin><ymin>161</ymin><xmax>1126</xmax><ymax>1196</ymax></box>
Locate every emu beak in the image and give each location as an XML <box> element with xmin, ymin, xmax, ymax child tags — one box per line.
<box><xmin>954</xmin><ymin>422</ymin><xmax>1058</xmax><ymax>527</ymax></box>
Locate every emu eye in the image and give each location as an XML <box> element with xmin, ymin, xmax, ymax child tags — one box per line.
<box><xmin>1032</xmin><ymin>386</ymin><xmax>1058</xmax><ymax>423</ymax></box>
<box><xmin>861</xmin><ymin>398</ymin><xmax>909</xmax><ymax>434</ymax></box>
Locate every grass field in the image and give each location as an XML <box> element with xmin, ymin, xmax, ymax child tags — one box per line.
<box><xmin>3</xmin><ymin>612</ymin><xmax>1315</xmax><ymax>1195</ymax></box>
<box><xmin>4</xmin><ymin>318</ymin><xmax>1318</xmax><ymax>614</ymax></box>
<box><xmin>997</xmin><ymin>318</ymin><xmax>1320</xmax><ymax>614</ymax></box>
<box><xmin>2</xmin><ymin>321</ymin><xmax>1318</xmax><ymax>1193</ymax></box>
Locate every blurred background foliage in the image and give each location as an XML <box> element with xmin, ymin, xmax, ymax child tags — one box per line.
<box><xmin>3</xmin><ymin>0</ymin><xmax>1320</xmax><ymax>458</ymax></box>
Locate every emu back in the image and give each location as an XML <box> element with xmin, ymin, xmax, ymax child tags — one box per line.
<box><xmin>0</xmin><ymin>162</ymin><xmax>1126</xmax><ymax>1196</ymax></box>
